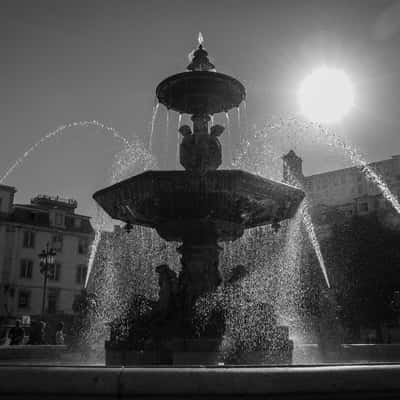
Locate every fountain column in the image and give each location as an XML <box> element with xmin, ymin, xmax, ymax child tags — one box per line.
<box><xmin>192</xmin><ymin>114</ymin><xmax>209</xmax><ymax>138</ymax></box>
<box><xmin>178</xmin><ymin>242</ymin><xmax>221</xmax><ymax>337</ymax></box>
<box><xmin>177</xmin><ymin>112</ymin><xmax>224</xmax><ymax>337</ymax></box>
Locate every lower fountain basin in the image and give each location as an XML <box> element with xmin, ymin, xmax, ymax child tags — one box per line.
<box><xmin>93</xmin><ymin>170</ymin><xmax>304</xmax><ymax>242</ymax></box>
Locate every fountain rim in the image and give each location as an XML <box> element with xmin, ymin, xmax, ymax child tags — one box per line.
<box><xmin>92</xmin><ymin>169</ymin><xmax>305</xmax><ymax>200</ymax></box>
<box><xmin>92</xmin><ymin>168</ymin><xmax>305</xmax><ymax>242</ymax></box>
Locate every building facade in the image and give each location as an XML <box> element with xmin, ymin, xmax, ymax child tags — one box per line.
<box><xmin>282</xmin><ymin>150</ymin><xmax>400</xmax><ymax>229</ymax></box>
<box><xmin>0</xmin><ymin>184</ymin><xmax>94</xmax><ymax>319</ymax></box>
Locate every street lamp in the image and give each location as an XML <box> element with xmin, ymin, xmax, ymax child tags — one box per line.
<box><xmin>391</xmin><ymin>290</ymin><xmax>400</xmax><ymax>324</ymax></box>
<box><xmin>39</xmin><ymin>243</ymin><xmax>56</xmax><ymax>315</ymax></box>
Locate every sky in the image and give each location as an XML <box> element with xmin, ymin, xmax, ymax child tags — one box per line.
<box><xmin>1</xmin><ymin>0</ymin><xmax>400</xmax><ymax>221</ymax></box>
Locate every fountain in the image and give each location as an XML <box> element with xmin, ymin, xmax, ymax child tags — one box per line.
<box><xmin>93</xmin><ymin>39</ymin><xmax>305</xmax><ymax>365</ymax></box>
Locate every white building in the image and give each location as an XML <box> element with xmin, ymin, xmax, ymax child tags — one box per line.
<box><xmin>0</xmin><ymin>184</ymin><xmax>94</xmax><ymax>319</ymax></box>
<box><xmin>283</xmin><ymin>151</ymin><xmax>400</xmax><ymax>215</ymax></box>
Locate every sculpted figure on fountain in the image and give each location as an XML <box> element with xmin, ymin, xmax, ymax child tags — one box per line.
<box><xmin>179</xmin><ymin>120</ymin><xmax>223</xmax><ymax>174</ymax></box>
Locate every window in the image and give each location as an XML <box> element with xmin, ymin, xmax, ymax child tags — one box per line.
<box><xmin>22</xmin><ymin>231</ymin><xmax>35</xmax><ymax>248</ymax></box>
<box><xmin>358</xmin><ymin>185</ymin><xmax>363</xmax><ymax>194</ymax></box>
<box><xmin>47</xmin><ymin>289</ymin><xmax>59</xmax><ymax>313</ymax></box>
<box><xmin>65</xmin><ymin>216</ymin><xmax>74</xmax><ymax>228</ymax></box>
<box><xmin>20</xmin><ymin>259</ymin><xmax>33</xmax><ymax>279</ymax></box>
<box><xmin>341</xmin><ymin>175</ymin><xmax>346</xmax><ymax>184</ymax></box>
<box><xmin>360</xmin><ymin>202</ymin><xmax>369</xmax><ymax>212</ymax></box>
<box><xmin>52</xmin><ymin>233</ymin><xmax>63</xmax><ymax>252</ymax></box>
<box><xmin>48</xmin><ymin>262</ymin><xmax>61</xmax><ymax>281</ymax></box>
<box><xmin>55</xmin><ymin>212</ymin><xmax>64</xmax><ymax>226</ymax></box>
<box><xmin>18</xmin><ymin>290</ymin><xmax>30</xmax><ymax>309</ymax></box>
<box><xmin>73</xmin><ymin>294</ymin><xmax>81</xmax><ymax>312</ymax></box>
<box><xmin>76</xmin><ymin>264</ymin><xmax>87</xmax><ymax>285</ymax></box>
<box><xmin>78</xmin><ymin>238</ymin><xmax>89</xmax><ymax>255</ymax></box>
<box><xmin>0</xmin><ymin>197</ymin><xmax>2</xmax><ymax>211</ymax></box>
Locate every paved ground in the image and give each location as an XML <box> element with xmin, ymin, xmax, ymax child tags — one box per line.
<box><xmin>1</xmin><ymin>344</ymin><xmax>400</xmax><ymax>366</ymax></box>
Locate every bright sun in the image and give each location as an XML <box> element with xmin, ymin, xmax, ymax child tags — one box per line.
<box><xmin>298</xmin><ymin>66</ymin><xmax>355</xmax><ymax>124</ymax></box>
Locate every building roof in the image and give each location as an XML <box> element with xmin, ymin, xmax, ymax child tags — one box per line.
<box><xmin>30</xmin><ymin>194</ymin><xmax>77</xmax><ymax>210</ymax></box>
<box><xmin>0</xmin><ymin>204</ymin><xmax>94</xmax><ymax>235</ymax></box>
<box><xmin>0</xmin><ymin>184</ymin><xmax>17</xmax><ymax>193</ymax></box>
<box><xmin>305</xmin><ymin>154</ymin><xmax>399</xmax><ymax>180</ymax></box>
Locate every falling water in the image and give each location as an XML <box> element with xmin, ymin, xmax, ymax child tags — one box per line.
<box><xmin>165</xmin><ymin>110</ymin><xmax>170</xmax><ymax>169</ymax></box>
<box><xmin>0</xmin><ymin>120</ymin><xmax>130</xmax><ymax>184</ymax></box>
<box><xmin>210</xmin><ymin>115</ymin><xmax>215</xmax><ymax>125</ymax></box>
<box><xmin>176</xmin><ymin>114</ymin><xmax>182</xmax><ymax>167</ymax></box>
<box><xmin>148</xmin><ymin>102</ymin><xmax>160</xmax><ymax>153</ymax></box>
<box><xmin>85</xmin><ymin>207</ymin><xmax>108</xmax><ymax>288</ymax></box>
<box><xmin>225</xmin><ymin>112</ymin><xmax>232</xmax><ymax>167</ymax></box>
<box><xmin>237</xmin><ymin>130</ymin><xmax>330</xmax><ymax>290</ymax></box>
<box><xmin>89</xmin><ymin>223</ymin><xmax>181</xmax><ymax>340</ymax></box>
<box><xmin>277</xmin><ymin>155</ymin><xmax>331</xmax><ymax>290</ymax></box>
<box><xmin>85</xmin><ymin>136</ymin><xmax>157</xmax><ymax>288</ymax></box>
<box><xmin>139</xmin><ymin>226</ymin><xmax>145</xmax><ymax>246</ymax></box>
<box><xmin>110</xmin><ymin>139</ymin><xmax>157</xmax><ymax>184</ymax></box>
<box><xmin>234</xmin><ymin>124</ymin><xmax>330</xmax><ymax>292</ymax></box>
<box><xmin>233</xmin><ymin>124</ymin><xmax>284</xmax><ymax>181</ymax></box>
<box><xmin>150</xmin><ymin>229</ymin><xmax>155</xmax><ymax>250</ymax></box>
<box><xmin>237</xmin><ymin>107</ymin><xmax>241</xmax><ymax>143</ymax></box>
<box><xmin>85</xmin><ymin>230</ymin><xmax>126</xmax><ymax>347</ymax></box>
<box><xmin>300</xmin><ymin>200</ymin><xmax>330</xmax><ymax>288</ymax></box>
<box><xmin>243</xmin><ymin>100</ymin><xmax>249</xmax><ymax>139</ymax></box>
<box><xmin>195</xmin><ymin>219</ymin><xmax>310</xmax><ymax>360</ymax></box>
<box><xmin>275</xmin><ymin>209</ymin><xmax>304</xmax><ymax>330</ymax></box>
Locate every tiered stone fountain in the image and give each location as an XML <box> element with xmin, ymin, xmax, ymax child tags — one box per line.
<box><xmin>93</xmin><ymin>40</ymin><xmax>305</xmax><ymax>365</ymax></box>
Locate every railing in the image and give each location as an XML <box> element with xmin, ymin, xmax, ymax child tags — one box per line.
<box><xmin>31</xmin><ymin>195</ymin><xmax>77</xmax><ymax>208</ymax></box>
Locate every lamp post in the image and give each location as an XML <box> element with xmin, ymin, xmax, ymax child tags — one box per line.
<box><xmin>391</xmin><ymin>290</ymin><xmax>400</xmax><ymax>325</ymax></box>
<box><xmin>39</xmin><ymin>243</ymin><xmax>56</xmax><ymax>315</ymax></box>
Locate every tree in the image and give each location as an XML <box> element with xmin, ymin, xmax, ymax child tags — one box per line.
<box><xmin>324</xmin><ymin>213</ymin><xmax>400</xmax><ymax>340</ymax></box>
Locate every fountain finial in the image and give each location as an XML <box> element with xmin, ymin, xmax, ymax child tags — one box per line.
<box><xmin>187</xmin><ymin>33</ymin><xmax>215</xmax><ymax>72</ymax></box>
<box><xmin>198</xmin><ymin>32</ymin><xmax>204</xmax><ymax>45</ymax></box>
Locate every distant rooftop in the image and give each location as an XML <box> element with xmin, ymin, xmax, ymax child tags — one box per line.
<box><xmin>30</xmin><ymin>194</ymin><xmax>77</xmax><ymax>210</ymax></box>
<box><xmin>0</xmin><ymin>183</ymin><xmax>17</xmax><ymax>193</ymax></box>
<box><xmin>304</xmin><ymin>154</ymin><xmax>400</xmax><ymax>179</ymax></box>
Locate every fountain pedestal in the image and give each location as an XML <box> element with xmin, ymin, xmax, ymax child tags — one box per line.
<box><xmin>178</xmin><ymin>242</ymin><xmax>222</xmax><ymax>335</ymax></box>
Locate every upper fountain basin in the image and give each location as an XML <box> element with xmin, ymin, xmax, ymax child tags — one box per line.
<box><xmin>156</xmin><ymin>71</ymin><xmax>246</xmax><ymax>115</ymax></box>
<box><xmin>93</xmin><ymin>170</ymin><xmax>305</xmax><ymax>242</ymax></box>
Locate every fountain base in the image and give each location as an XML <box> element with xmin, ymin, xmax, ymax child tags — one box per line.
<box><xmin>105</xmin><ymin>236</ymin><xmax>294</xmax><ymax>366</ymax></box>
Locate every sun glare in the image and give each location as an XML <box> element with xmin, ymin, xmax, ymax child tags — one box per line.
<box><xmin>298</xmin><ymin>66</ymin><xmax>355</xmax><ymax>124</ymax></box>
